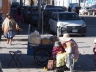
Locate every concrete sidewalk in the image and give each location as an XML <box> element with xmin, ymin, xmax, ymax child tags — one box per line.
<box><xmin>0</xmin><ymin>25</ymin><xmax>96</xmax><ymax>72</ymax></box>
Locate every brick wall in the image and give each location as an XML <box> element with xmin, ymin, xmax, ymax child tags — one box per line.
<box><xmin>2</xmin><ymin>0</ymin><xmax>8</xmax><ymax>15</ymax></box>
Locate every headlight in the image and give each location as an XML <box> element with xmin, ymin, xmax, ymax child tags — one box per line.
<box><xmin>82</xmin><ymin>23</ymin><xmax>86</xmax><ymax>27</ymax></box>
<box><xmin>60</xmin><ymin>23</ymin><xmax>67</xmax><ymax>28</ymax></box>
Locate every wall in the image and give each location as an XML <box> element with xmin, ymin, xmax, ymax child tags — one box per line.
<box><xmin>0</xmin><ymin>0</ymin><xmax>2</xmax><ymax>10</ymax></box>
<box><xmin>2</xmin><ymin>0</ymin><xmax>8</xmax><ymax>15</ymax></box>
<box><xmin>54</xmin><ymin>0</ymin><xmax>70</xmax><ymax>7</ymax></box>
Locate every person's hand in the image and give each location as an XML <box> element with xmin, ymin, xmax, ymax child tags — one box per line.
<box><xmin>57</xmin><ymin>51</ymin><xmax>62</xmax><ymax>54</ymax></box>
<box><xmin>19</xmin><ymin>28</ymin><xmax>23</xmax><ymax>31</ymax></box>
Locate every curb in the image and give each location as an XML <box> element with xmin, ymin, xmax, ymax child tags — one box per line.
<box><xmin>0</xmin><ymin>39</ymin><xmax>28</xmax><ymax>41</ymax></box>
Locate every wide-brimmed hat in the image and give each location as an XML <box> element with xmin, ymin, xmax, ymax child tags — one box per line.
<box><xmin>59</xmin><ymin>33</ymin><xmax>72</xmax><ymax>42</ymax></box>
<box><xmin>6</xmin><ymin>12</ymin><xmax>12</xmax><ymax>16</ymax></box>
<box><xmin>54</xmin><ymin>41</ymin><xmax>61</xmax><ymax>46</ymax></box>
<box><xmin>94</xmin><ymin>39</ymin><xmax>96</xmax><ymax>43</ymax></box>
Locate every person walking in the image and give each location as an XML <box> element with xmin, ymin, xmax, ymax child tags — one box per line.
<box><xmin>2</xmin><ymin>12</ymin><xmax>22</xmax><ymax>45</ymax></box>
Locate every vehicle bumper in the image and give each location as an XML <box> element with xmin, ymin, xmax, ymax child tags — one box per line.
<box><xmin>60</xmin><ymin>26</ymin><xmax>87</xmax><ymax>35</ymax></box>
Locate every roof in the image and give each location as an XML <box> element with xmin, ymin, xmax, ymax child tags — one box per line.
<box><xmin>45</xmin><ymin>8</ymin><xmax>63</xmax><ymax>10</ymax></box>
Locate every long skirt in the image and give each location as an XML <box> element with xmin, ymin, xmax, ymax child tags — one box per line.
<box><xmin>4</xmin><ymin>29</ymin><xmax>15</xmax><ymax>39</ymax></box>
<box><xmin>94</xmin><ymin>55</ymin><xmax>96</xmax><ymax>66</ymax></box>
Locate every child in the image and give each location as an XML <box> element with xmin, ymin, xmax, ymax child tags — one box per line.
<box><xmin>51</xmin><ymin>41</ymin><xmax>64</xmax><ymax>60</ymax></box>
<box><xmin>93</xmin><ymin>39</ymin><xmax>96</xmax><ymax>70</ymax></box>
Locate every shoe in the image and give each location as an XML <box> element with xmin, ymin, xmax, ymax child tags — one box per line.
<box><xmin>9</xmin><ymin>43</ymin><xmax>12</xmax><ymax>45</ymax></box>
<box><xmin>7</xmin><ymin>42</ymin><xmax>9</xmax><ymax>44</ymax></box>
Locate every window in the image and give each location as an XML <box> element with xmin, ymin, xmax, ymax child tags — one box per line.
<box><xmin>51</xmin><ymin>13</ymin><xmax>57</xmax><ymax>21</ymax></box>
<box><xmin>59</xmin><ymin>13</ymin><xmax>81</xmax><ymax>21</ymax></box>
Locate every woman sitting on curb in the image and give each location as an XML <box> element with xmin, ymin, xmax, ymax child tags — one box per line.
<box><xmin>51</xmin><ymin>41</ymin><xmax>65</xmax><ymax>60</ymax></box>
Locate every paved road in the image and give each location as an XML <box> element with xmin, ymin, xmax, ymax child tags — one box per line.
<box><xmin>80</xmin><ymin>15</ymin><xmax>96</xmax><ymax>37</ymax></box>
<box><xmin>0</xmin><ymin>15</ymin><xmax>96</xmax><ymax>72</ymax></box>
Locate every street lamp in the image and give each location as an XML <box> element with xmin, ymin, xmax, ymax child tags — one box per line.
<box><xmin>41</xmin><ymin>3</ymin><xmax>46</xmax><ymax>34</ymax></box>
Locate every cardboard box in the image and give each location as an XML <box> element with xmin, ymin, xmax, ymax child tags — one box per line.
<box><xmin>41</xmin><ymin>38</ymin><xmax>51</xmax><ymax>45</ymax></box>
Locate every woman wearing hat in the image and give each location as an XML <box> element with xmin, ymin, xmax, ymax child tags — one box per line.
<box><xmin>59</xmin><ymin>33</ymin><xmax>79</xmax><ymax>72</ymax></box>
<box><xmin>51</xmin><ymin>41</ymin><xmax>64</xmax><ymax>60</ymax></box>
<box><xmin>2</xmin><ymin>12</ymin><xmax>22</xmax><ymax>45</ymax></box>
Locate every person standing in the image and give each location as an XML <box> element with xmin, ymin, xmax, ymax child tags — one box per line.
<box><xmin>14</xmin><ymin>7</ymin><xmax>24</xmax><ymax>26</ymax></box>
<box><xmin>93</xmin><ymin>39</ymin><xmax>96</xmax><ymax>70</ymax></box>
<box><xmin>0</xmin><ymin>11</ymin><xmax>3</xmax><ymax>22</ymax></box>
<box><xmin>68</xmin><ymin>6</ymin><xmax>72</xmax><ymax>12</ymax></box>
<box><xmin>0</xmin><ymin>11</ymin><xmax>5</xmax><ymax>21</ymax></box>
<box><xmin>14</xmin><ymin>7</ymin><xmax>24</xmax><ymax>34</ymax></box>
<box><xmin>2</xmin><ymin>12</ymin><xmax>22</xmax><ymax>45</ymax></box>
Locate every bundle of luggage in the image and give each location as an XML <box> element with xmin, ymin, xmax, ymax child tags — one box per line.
<box><xmin>29</xmin><ymin>30</ymin><xmax>59</xmax><ymax>45</ymax></box>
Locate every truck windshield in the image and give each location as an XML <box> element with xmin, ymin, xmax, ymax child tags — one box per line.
<box><xmin>59</xmin><ymin>13</ymin><xmax>81</xmax><ymax>21</ymax></box>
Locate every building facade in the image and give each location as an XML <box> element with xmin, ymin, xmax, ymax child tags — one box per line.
<box><xmin>54</xmin><ymin>0</ymin><xmax>79</xmax><ymax>7</ymax></box>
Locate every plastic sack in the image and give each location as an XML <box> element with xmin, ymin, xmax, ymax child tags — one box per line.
<box><xmin>29</xmin><ymin>30</ymin><xmax>41</xmax><ymax>44</ymax></box>
<box><xmin>29</xmin><ymin>36</ymin><xmax>41</xmax><ymax>44</ymax></box>
<box><xmin>34</xmin><ymin>30</ymin><xmax>39</xmax><ymax>36</ymax></box>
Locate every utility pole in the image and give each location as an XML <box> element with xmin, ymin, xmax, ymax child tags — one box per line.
<box><xmin>20</xmin><ymin>0</ymin><xmax>23</xmax><ymax>12</ymax></box>
<box><xmin>30</xmin><ymin>0</ymin><xmax>33</xmax><ymax>31</ymax></box>
<box><xmin>50</xmin><ymin>0</ymin><xmax>52</xmax><ymax>5</ymax></box>
<box><xmin>38</xmin><ymin>0</ymin><xmax>41</xmax><ymax>31</ymax></box>
<box><xmin>79</xmin><ymin>0</ymin><xmax>80</xmax><ymax>6</ymax></box>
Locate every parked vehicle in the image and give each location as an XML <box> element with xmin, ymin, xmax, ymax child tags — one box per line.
<box><xmin>87</xmin><ymin>5</ymin><xmax>96</xmax><ymax>16</ymax></box>
<box><xmin>25</xmin><ymin>5</ymin><xmax>41</xmax><ymax>26</ymax></box>
<box><xmin>43</xmin><ymin>8</ymin><xmax>65</xmax><ymax>28</ymax></box>
<box><xmin>79</xmin><ymin>7</ymin><xmax>89</xmax><ymax>15</ymax></box>
<box><xmin>48</xmin><ymin>12</ymin><xmax>87</xmax><ymax>36</ymax></box>
<box><xmin>11</xmin><ymin>2</ymin><xmax>19</xmax><ymax>15</ymax></box>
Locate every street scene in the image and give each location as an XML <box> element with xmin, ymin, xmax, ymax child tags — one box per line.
<box><xmin>0</xmin><ymin>0</ymin><xmax>96</xmax><ymax>72</ymax></box>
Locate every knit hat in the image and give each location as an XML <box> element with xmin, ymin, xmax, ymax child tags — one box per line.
<box><xmin>54</xmin><ymin>41</ymin><xmax>61</xmax><ymax>46</ymax></box>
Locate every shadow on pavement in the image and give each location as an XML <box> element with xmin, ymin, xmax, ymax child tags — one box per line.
<box><xmin>75</xmin><ymin>54</ymin><xmax>94</xmax><ymax>71</ymax></box>
<box><xmin>0</xmin><ymin>54</ymin><xmax>44</xmax><ymax>69</ymax></box>
<box><xmin>0</xmin><ymin>52</ymin><xmax>95</xmax><ymax>71</ymax></box>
